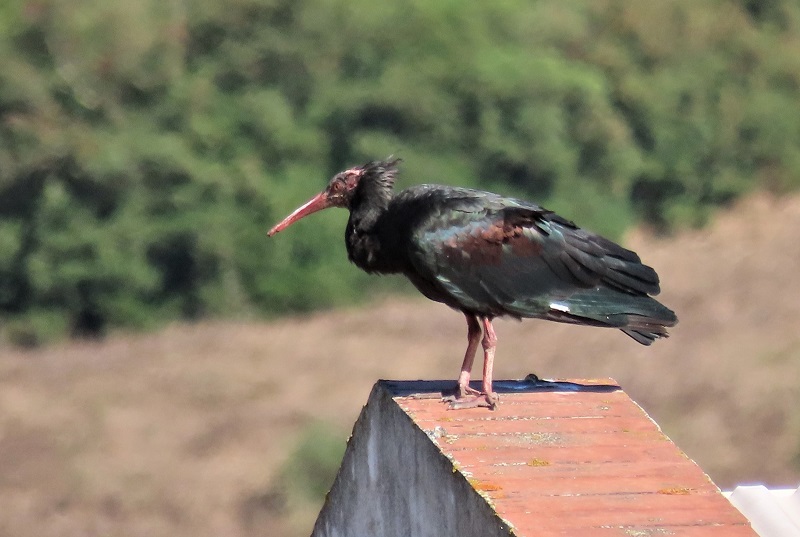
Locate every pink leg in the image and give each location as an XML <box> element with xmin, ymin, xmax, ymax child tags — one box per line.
<box><xmin>480</xmin><ymin>317</ymin><xmax>499</xmax><ymax>408</ymax></box>
<box><xmin>456</xmin><ymin>314</ymin><xmax>482</xmax><ymax>397</ymax></box>
<box><xmin>446</xmin><ymin>315</ymin><xmax>499</xmax><ymax>410</ymax></box>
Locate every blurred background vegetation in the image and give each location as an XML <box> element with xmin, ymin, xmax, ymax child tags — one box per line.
<box><xmin>2</xmin><ymin>0</ymin><xmax>800</xmax><ymax>345</ymax></box>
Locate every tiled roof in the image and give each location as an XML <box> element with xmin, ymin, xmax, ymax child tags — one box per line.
<box><xmin>314</xmin><ymin>378</ymin><xmax>758</xmax><ymax>536</ymax></box>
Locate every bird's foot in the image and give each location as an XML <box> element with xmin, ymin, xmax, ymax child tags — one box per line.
<box><xmin>441</xmin><ymin>383</ymin><xmax>481</xmax><ymax>399</ymax></box>
<box><xmin>442</xmin><ymin>391</ymin><xmax>499</xmax><ymax>410</ymax></box>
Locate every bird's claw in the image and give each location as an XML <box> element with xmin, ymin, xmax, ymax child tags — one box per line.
<box><xmin>442</xmin><ymin>392</ymin><xmax>499</xmax><ymax>410</ymax></box>
<box><xmin>461</xmin><ymin>386</ymin><xmax>482</xmax><ymax>397</ymax></box>
<box><xmin>441</xmin><ymin>383</ymin><xmax>480</xmax><ymax>399</ymax></box>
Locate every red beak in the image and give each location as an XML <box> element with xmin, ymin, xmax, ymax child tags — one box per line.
<box><xmin>267</xmin><ymin>191</ymin><xmax>332</xmax><ymax>237</ymax></box>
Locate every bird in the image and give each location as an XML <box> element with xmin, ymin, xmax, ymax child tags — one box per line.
<box><xmin>268</xmin><ymin>158</ymin><xmax>677</xmax><ymax>409</ymax></box>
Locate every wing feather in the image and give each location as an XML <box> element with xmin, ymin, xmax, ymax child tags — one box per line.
<box><xmin>399</xmin><ymin>187</ymin><xmax>674</xmax><ymax>335</ymax></box>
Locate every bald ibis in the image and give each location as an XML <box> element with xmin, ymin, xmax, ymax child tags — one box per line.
<box><xmin>268</xmin><ymin>159</ymin><xmax>677</xmax><ymax>409</ymax></box>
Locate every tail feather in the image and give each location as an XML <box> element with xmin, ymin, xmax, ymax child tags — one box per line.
<box><xmin>621</xmin><ymin>313</ymin><xmax>675</xmax><ymax>345</ymax></box>
<box><xmin>539</xmin><ymin>287</ymin><xmax>677</xmax><ymax>345</ymax></box>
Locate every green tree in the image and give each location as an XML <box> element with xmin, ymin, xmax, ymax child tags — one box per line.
<box><xmin>2</xmin><ymin>0</ymin><xmax>800</xmax><ymax>343</ymax></box>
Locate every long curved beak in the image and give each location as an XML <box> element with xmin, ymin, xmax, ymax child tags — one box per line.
<box><xmin>268</xmin><ymin>191</ymin><xmax>331</xmax><ymax>237</ymax></box>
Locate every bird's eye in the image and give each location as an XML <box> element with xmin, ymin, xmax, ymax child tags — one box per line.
<box><xmin>331</xmin><ymin>181</ymin><xmax>344</xmax><ymax>192</ymax></box>
<box><xmin>344</xmin><ymin>171</ymin><xmax>360</xmax><ymax>188</ymax></box>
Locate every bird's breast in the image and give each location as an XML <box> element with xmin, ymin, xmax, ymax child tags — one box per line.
<box><xmin>345</xmin><ymin>227</ymin><xmax>405</xmax><ymax>275</ymax></box>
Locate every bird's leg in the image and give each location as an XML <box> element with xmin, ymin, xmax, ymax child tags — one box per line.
<box><xmin>442</xmin><ymin>314</ymin><xmax>483</xmax><ymax>406</ymax></box>
<box><xmin>445</xmin><ymin>315</ymin><xmax>499</xmax><ymax>410</ymax></box>
<box><xmin>456</xmin><ymin>314</ymin><xmax>483</xmax><ymax>398</ymax></box>
<box><xmin>480</xmin><ymin>317</ymin><xmax>499</xmax><ymax>409</ymax></box>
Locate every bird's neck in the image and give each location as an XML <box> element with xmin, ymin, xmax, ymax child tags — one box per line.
<box><xmin>355</xmin><ymin>172</ymin><xmax>393</xmax><ymax>216</ymax></box>
<box><xmin>345</xmin><ymin>188</ymin><xmax>400</xmax><ymax>274</ymax></box>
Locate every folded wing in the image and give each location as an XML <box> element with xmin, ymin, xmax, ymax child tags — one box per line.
<box><xmin>405</xmin><ymin>190</ymin><xmax>677</xmax><ymax>344</ymax></box>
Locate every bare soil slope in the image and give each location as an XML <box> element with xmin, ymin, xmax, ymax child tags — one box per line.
<box><xmin>1</xmin><ymin>193</ymin><xmax>799</xmax><ymax>536</ymax></box>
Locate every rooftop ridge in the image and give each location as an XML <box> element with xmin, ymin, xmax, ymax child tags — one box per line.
<box><xmin>313</xmin><ymin>379</ymin><xmax>757</xmax><ymax>537</ymax></box>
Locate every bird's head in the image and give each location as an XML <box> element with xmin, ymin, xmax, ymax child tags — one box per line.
<box><xmin>267</xmin><ymin>158</ymin><xmax>399</xmax><ymax>236</ymax></box>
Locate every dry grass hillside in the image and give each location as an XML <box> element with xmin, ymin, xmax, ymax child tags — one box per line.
<box><xmin>1</xmin><ymin>193</ymin><xmax>799</xmax><ymax>536</ymax></box>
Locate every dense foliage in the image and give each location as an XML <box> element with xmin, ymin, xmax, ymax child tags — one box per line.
<box><xmin>2</xmin><ymin>0</ymin><xmax>800</xmax><ymax>343</ymax></box>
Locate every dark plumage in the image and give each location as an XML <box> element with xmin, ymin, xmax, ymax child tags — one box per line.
<box><xmin>268</xmin><ymin>159</ymin><xmax>677</xmax><ymax>409</ymax></box>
